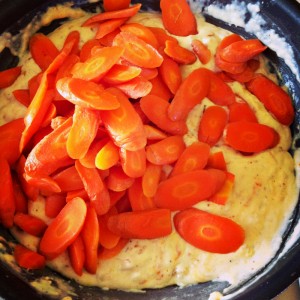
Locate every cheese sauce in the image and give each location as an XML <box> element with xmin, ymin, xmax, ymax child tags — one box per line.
<box><xmin>1</xmin><ymin>7</ymin><xmax>298</xmax><ymax>295</ymax></box>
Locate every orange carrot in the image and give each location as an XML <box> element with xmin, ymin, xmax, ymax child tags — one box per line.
<box><xmin>68</xmin><ymin>235</ymin><xmax>85</xmax><ymax>276</ymax></box>
<box><xmin>98</xmin><ymin>238</ymin><xmax>128</xmax><ymax>260</ymax></box>
<box><xmin>106</xmin><ymin>165</ymin><xmax>135</xmax><ymax>192</ymax></box>
<box><xmin>149</xmin><ymin>74</ymin><xmax>172</xmax><ymax>101</ymax></box>
<box><xmin>191</xmin><ymin>39</ymin><xmax>211</xmax><ymax>64</ymax></box>
<box><xmin>14</xmin><ymin>245</ymin><xmax>46</xmax><ymax>270</ymax></box>
<box><xmin>228</xmin><ymin>101</ymin><xmax>258</xmax><ymax>123</ymax></box>
<box><xmin>0</xmin><ymin>66</ymin><xmax>22</xmax><ymax>89</ymax></box>
<box><xmin>164</xmin><ymin>40</ymin><xmax>197</xmax><ymax>64</ymax></box>
<box><xmin>103</xmin><ymin>64</ymin><xmax>141</xmax><ymax>84</ymax></box>
<box><xmin>207</xmin><ymin>151</ymin><xmax>227</xmax><ymax>171</ymax></box>
<box><xmin>95</xmin><ymin>139</ymin><xmax>120</xmax><ymax>170</ymax></box>
<box><xmin>103</xmin><ymin>0</ymin><xmax>131</xmax><ymax>11</ymax></box>
<box><xmin>95</xmin><ymin>17</ymin><xmax>128</xmax><ymax>39</ymax></box>
<box><xmin>13</xmin><ymin>213</ymin><xmax>47</xmax><ymax>237</ymax></box>
<box><xmin>142</xmin><ymin>163</ymin><xmax>162</xmax><ymax>198</ymax></box>
<box><xmin>13</xmin><ymin>89</ymin><xmax>31</xmax><ymax>107</ymax></box>
<box><xmin>143</xmin><ymin>124</ymin><xmax>168</xmax><ymax>140</ymax></box>
<box><xmin>45</xmin><ymin>194</ymin><xmax>66</xmax><ymax>218</ymax></box>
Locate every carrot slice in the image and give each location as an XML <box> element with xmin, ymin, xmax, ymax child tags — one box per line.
<box><xmin>226</xmin><ymin>63</ymin><xmax>255</xmax><ymax>83</ymax></box>
<box><xmin>146</xmin><ymin>135</ymin><xmax>185</xmax><ymax>165</ymax></box>
<box><xmin>98</xmin><ymin>28</ymin><xmax>120</xmax><ymax>47</ymax></box>
<box><xmin>160</xmin><ymin>0</ymin><xmax>197</xmax><ymax>36</ymax></box>
<box><xmin>113</xmin><ymin>32</ymin><xmax>163</xmax><ymax>68</ymax></box>
<box><xmin>98</xmin><ymin>238</ymin><xmax>128</xmax><ymax>260</ymax></box>
<box><xmin>224</xmin><ymin>121</ymin><xmax>279</xmax><ymax>153</ymax></box>
<box><xmin>100</xmin><ymin>88</ymin><xmax>147</xmax><ymax>151</ymax></box>
<box><xmin>142</xmin><ymin>163</ymin><xmax>162</xmax><ymax>198</ymax></box>
<box><xmin>103</xmin><ymin>0</ymin><xmax>131</xmax><ymax>11</ymax></box>
<box><xmin>103</xmin><ymin>64</ymin><xmax>141</xmax><ymax>84</ymax></box>
<box><xmin>81</xmin><ymin>205</ymin><xmax>99</xmax><ymax>274</ymax></box>
<box><xmin>140</xmin><ymin>94</ymin><xmax>187</xmax><ymax>135</ymax></box>
<box><xmin>13</xmin><ymin>89</ymin><xmax>31</xmax><ymax>107</ymax></box>
<box><xmin>39</xmin><ymin>197</ymin><xmax>87</xmax><ymax>260</ymax></box>
<box><xmin>168</xmin><ymin>68</ymin><xmax>210</xmax><ymax>121</ymax></box>
<box><xmin>95</xmin><ymin>18</ymin><xmax>128</xmax><ymax>39</ymax></box>
<box><xmin>144</xmin><ymin>124</ymin><xmax>168</xmax><ymax>140</ymax></box>
<box><xmin>154</xmin><ymin>169</ymin><xmax>223</xmax><ymax>211</ymax></box>
<box><xmin>106</xmin><ymin>165</ymin><xmax>135</xmax><ymax>192</ymax></box>
<box><xmin>79</xmin><ymin>39</ymin><xmax>102</xmax><ymax>62</ymax></box>
<box><xmin>12</xmin><ymin>176</ymin><xmax>28</xmax><ymax>214</ymax></box>
<box><xmin>68</xmin><ymin>235</ymin><xmax>85</xmax><ymax>276</ymax></box>
<box><xmin>171</xmin><ymin>141</ymin><xmax>210</xmax><ymax>176</ymax></box>
<box><xmin>82</xmin><ymin>3</ymin><xmax>142</xmax><ymax>26</ymax></box>
<box><xmin>246</xmin><ymin>74</ymin><xmax>294</xmax><ymax>126</ymax></box>
<box><xmin>13</xmin><ymin>213</ymin><xmax>47</xmax><ymax>237</ymax></box>
<box><xmin>66</xmin><ymin>189</ymin><xmax>89</xmax><ymax>202</ymax></box>
<box><xmin>191</xmin><ymin>39</ymin><xmax>211</xmax><ymax>64</ymax></box>
<box><xmin>14</xmin><ymin>245</ymin><xmax>46</xmax><ymax>270</ymax></box>
<box><xmin>149</xmin><ymin>74</ymin><xmax>172</xmax><ymax>101</ymax></box>
<box><xmin>164</xmin><ymin>40</ymin><xmax>197</xmax><ymax>64</ymax></box>
<box><xmin>198</xmin><ymin>106</ymin><xmax>228</xmax><ymax>146</ymax></box>
<box><xmin>0</xmin><ymin>66</ymin><xmax>22</xmax><ymax>89</ymax></box>
<box><xmin>107</xmin><ymin>208</ymin><xmax>172</xmax><ymax>239</ymax></box>
<box><xmin>95</xmin><ymin>139</ymin><xmax>120</xmax><ymax>170</ymax></box>
<box><xmin>45</xmin><ymin>194</ymin><xmax>66</xmax><ymax>218</ymax></box>
<box><xmin>215</xmin><ymin>52</ymin><xmax>247</xmax><ymax>74</ymax></box>
<box><xmin>228</xmin><ymin>101</ymin><xmax>258</xmax><ymax>123</ymax></box>
<box><xmin>207</xmin><ymin>151</ymin><xmax>227</xmax><ymax>171</ymax></box>
<box><xmin>55</xmin><ymin>54</ymin><xmax>80</xmax><ymax>82</ymax></box>
<box><xmin>174</xmin><ymin>208</ymin><xmax>245</xmax><ymax>253</ymax></box>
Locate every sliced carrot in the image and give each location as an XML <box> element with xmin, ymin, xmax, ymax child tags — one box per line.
<box><xmin>206</xmin><ymin>151</ymin><xmax>227</xmax><ymax>171</ymax></box>
<box><xmin>246</xmin><ymin>74</ymin><xmax>294</xmax><ymax>126</ymax></box>
<box><xmin>98</xmin><ymin>29</ymin><xmax>120</xmax><ymax>47</ymax></box>
<box><xmin>81</xmin><ymin>205</ymin><xmax>99</xmax><ymax>274</ymax></box>
<box><xmin>0</xmin><ymin>158</ymin><xmax>16</xmax><ymax>228</ymax></box>
<box><xmin>120</xmin><ymin>22</ymin><xmax>159</xmax><ymax>49</ymax></box>
<box><xmin>226</xmin><ymin>64</ymin><xmax>255</xmax><ymax>83</ymax></box>
<box><xmin>14</xmin><ymin>245</ymin><xmax>46</xmax><ymax>270</ymax></box>
<box><xmin>56</xmin><ymin>77</ymin><xmax>120</xmax><ymax>110</ymax></box>
<box><xmin>228</xmin><ymin>101</ymin><xmax>258</xmax><ymax>123</ymax></box>
<box><xmin>103</xmin><ymin>0</ymin><xmax>131</xmax><ymax>11</ymax></box>
<box><xmin>95</xmin><ymin>139</ymin><xmax>120</xmax><ymax>170</ymax></box>
<box><xmin>144</xmin><ymin>124</ymin><xmax>168</xmax><ymax>140</ymax></box>
<box><xmin>149</xmin><ymin>74</ymin><xmax>172</xmax><ymax>101</ymax></box>
<box><xmin>140</xmin><ymin>94</ymin><xmax>187</xmax><ymax>135</ymax></box>
<box><xmin>45</xmin><ymin>194</ymin><xmax>66</xmax><ymax>218</ymax></box>
<box><xmin>198</xmin><ymin>105</ymin><xmax>228</xmax><ymax>146</ymax></box>
<box><xmin>39</xmin><ymin>197</ymin><xmax>87</xmax><ymax>260</ymax></box>
<box><xmin>106</xmin><ymin>165</ymin><xmax>135</xmax><ymax>192</ymax></box>
<box><xmin>224</xmin><ymin>121</ymin><xmax>279</xmax><ymax>153</ymax></box>
<box><xmin>133</xmin><ymin>102</ymin><xmax>149</xmax><ymax>124</ymax></box>
<box><xmin>119</xmin><ymin>147</ymin><xmax>146</xmax><ymax>178</ymax></box>
<box><xmin>13</xmin><ymin>213</ymin><xmax>47</xmax><ymax>237</ymax></box>
<box><xmin>103</xmin><ymin>64</ymin><xmax>141</xmax><ymax>84</ymax></box>
<box><xmin>13</xmin><ymin>89</ymin><xmax>31</xmax><ymax>107</ymax></box>
<box><xmin>67</xmin><ymin>106</ymin><xmax>101</xmax><ymax>159</ymax></box>
<box><xmin>23</xmin><ymin>173</ymin><xmax>61</xmax><ymax>194</ymax></box>
<box><xmin>0</xmin><ymin>66</ymin><xmax>22</xmax><ymax>89</ymax></box>
<box><xmin>66</xmin><ymin>189</ymin><xmax>89</xmax><ymax>202</ymax></box>
<box><xmin>142</xmin><ymin>163</ymin><xmax>162</xmax><ymax>198</ymax></box>
<box><xmin>191</xmin><ymin>39</ymin><xmax>211</xmax><ymax>64</ymax></box>
<box><xmin>113</xmin><ymin>32</ymin><xmax>163</xmax><ymax>68</ymax></box>
<box><xmin>168</xmin><ymin>68</ymin><xmax>210</xmax><ymax>121</ymax></box>
<box><xmin>79</xmin><ymin>39</ymin><xmax>102</xmax><ymax>62</ymax></box>
<box><xmin>98</xmin><ymin>238</ymin><xmax>128</xmax><ymax>260</ymax></box>
<box><xmin>215</xmin><ymin>52</ymin><xmax>247</xmax><ymax>74</ymax></box>
<box><xmin>164</xmin><ymin>40</ymin><xmax>197</xmax><ymax>64</ymax></box>
<box><xmin>100</xmin><ymin>88</ymin><xmax>147</xmax><ymax>151</ymax></box>
<box><xmin>29</xmin><ymin>33</ymin><xmax>59</xmax><ymax>71</ymax></box>
<box><xmin>160</xmin><ymin>0</ymin><xmax>197</xmax><ymax>36</ymax></box>
<box><xmin>159</xmin><ymin>57</ymin><xmax>182</xmax><ymax>94</ymax></box>
<box><xmin>82</xmin><ymin>3</ymin><xmax>141</xmax><ymax>26</ymax></box>
<box><xmin>107</xmin><ymin>208</ymin><xmax>172</xmax><ymax>239</ymax></box>
<box><xmin>139</xmin><ymin>67</ymin><xmax>158</xmax><ymax>80</ymax></box>
<box><xmin>171</xmin><ymin>141</ymin><xmax>210</xmax><ymax>176</ymax></box>
<box><xmin>115</xmin><ymin>194</ymin><xmax>132</xmax><ymax>213</ymax></box>
<box><xmin>68</xmin><ymin>235</ymin><xmax>85</xmax><ymax>276</ymax></box>
<box><xmin>218</xmin><ymin>33</ymin><xmax>243</xmax><ymax>50</ymax></box>
<box><xmin>154</xmin><ymin>169</ymin><xmax>222</xmax><ymax>211</ymax></box>
<box><xmin>75</xmin><ymin>160</ymin><xmax>110</xmax><ymax>215</ymax></box>
<box><xmin>40</xmin><ymin>103</ymin><xmax>57</xmax><ymax>128</ymax></box>
<box><xmin>95</xmin><ymin>17</ymin><xmax>128</xmax><ymax>39</ymax></box>
<box><xmin>174</xmin><ymin>208</ymin><xmax>245</xmax><ymax>253</ymax></box>
<box><xmin>12</xmin><ymin>176</ymin><xmax>28</xmax><ymax>214</ymax></box>
<box><xmin>146</xmin><ymin>135</ymin><xmax>185</xmax><ymax>165</ymax></box>
<box><xmin>109</xmin><ymin>190</ymin><xmax>126</xmax><ymax>208</ymax></box>
<box><xmin>55</xmin><ymin>54</ymin><xmax>80</xmax><ymax>81</ymax></box>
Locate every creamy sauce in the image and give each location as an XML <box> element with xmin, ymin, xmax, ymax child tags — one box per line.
<box><xmin>0</xmin><ymin>5</ymin><xmax>298</xmax><ymax>297</ymax></box>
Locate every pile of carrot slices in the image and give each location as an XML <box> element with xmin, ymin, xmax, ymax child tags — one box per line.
<box><xmin>0</xmin><ymin>0</ymin><xmax>295</xmax><ymax>274</ymax></box>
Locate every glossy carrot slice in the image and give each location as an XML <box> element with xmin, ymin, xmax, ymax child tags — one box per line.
<box><xmin>246</xmin><ymin>74</ymin><xmax>294</xmax><ymax>126</ymax></box>
<box><xmin>0</xmin><ymin>159</ymin><xmax>16</xmax><ymax>228</ymax></box>
<box><xmin>191</xmin><ymin>39</ymin><xmax>211</xmax><ymax>64</ymax></box>
<box><xmin>146</xmin><ymin>135</ymin><xmax>185</xmax><ymax>165</ymax></box>
<box><xmin>55</xmin><ymin>54</ymin><xmax>80</xmax><ymax>82</ymax></box>
<box><xmin>107</xmin><ymin>208</ymin><xmax>172</xmax><ymax>239</ymax></box>
<box><xmin>0</xmin><ymin>66</ymin><xmax>22</xmax><ymax>89</ymax></box>
<box><xmin>98</xmin><ymin>29</ymin><xmax>120</xmax><ymax>47</ymax></box>
<box><xmin>13</xmin><ymin>89</ymin><xmax>31</xmax><ymax>107</ymax></box>
<box><xmin>79</xmin><ymin>39</ymin><xmax>102</xmax><ymax>62</ymax></box>
<box><xmin>207</xmin><ymin>151</ymin><xmax>227</xmax><ymax>171</ymax></box>
<box><xmin>174</xmin><ymin>208</ymin><xmax>245</xmax><ymax>253</ymax></box>
<box><xmin>224</xmin><ymin>121</ymin><xmax>279</xmax><ymax>153</ymax></box>
<box><xmin>154</xmin><ymin>169</ymin><xmax>223</xmax><ymax>210</ymax></box>
<box><xmin>45</xmin><ymin>194</ymin><xmax>66</xmax><ymax>218</ymax></box>
<box><xmin>143</xmin><ymin>124</ymin><xmax>168</xmax><ymax>140</ymax></box>
<box><xmin>160</xmin><ymin>0</ymin><xmax>197</xmax><ymax>36</ymax></box>
<box><xmin>12</xmin><ymin>176</ymin><xmax>28</xmax><ymax>214</ymax></box>
<box><xmin>14</xmin><ymin>245</ymin><xmax>46</xmax><ymax>270</ymax></box>
<box><xmin>66</xmin><ymin>189</ymin><xmax>89</xmax><ymax>202</ymax></box>
<box><xmin>13</xmin><ymin>213</ymin><xmax>47</xmax><ymax>237</ymax></box>
<box><xmin>68</xmin><ymin>235</ymin><xmax>85</xmax><ymax>276</ymax></box>
<box><xmin>164</xmin><ymin>40</ymin><xmax>197</xmax><ymax>64</ymax></box>
<box><xmin>103</xmin><ymin>0</ymin><xmax>131</xmax><ymax>11</ymax></box>
<box><xmin>95</xmin><ymin>139</ymin><xmax>120</xmax><ymax>170</ymax></box>
<box><xmin>113</xmin><ymin>32</ymin><xmax>163</xmax><ymax>68</ymax></box>
<box><xmin>39</xmin><ymin>197</ymin><xmax>87</xmax><ymax>260</ymax></box>
<box><xmin>106</xmin><ymin>165</ymin><xmax>135</xmax><ymax>192</ymax></box>
<box><xmin>215</xmin><ymin>52</ymin><xmax>247</xmax><ymax>74</ymax></box>
<box><xmin>81</xmin><ymin>205</ymin><xmax>99</xmax><ymax>274</ymax></box>
<box><xmin>95</xmin><ymin>18</ymin><xmax>128</xmax><ymax>39</ymax></box>
<box><xmin>168</xmin><ymin>68</ymin><xmax>210</xmax><ymax>121</ymax></box>
<box><xmin>226</xmin><ymin>63</ymin><xmax>255</xmax><ymax>83</ymax></box>
<box><xmin>24</xmin><ymin>173</ymin><xmax>61</xmax><ymax>194</ymax></box>
<box><xmin>75</xmin><ymin>160</ymin><xmax>110</xmax><ymax>216</ymax></box>
<box><xmin>98</xmin><ymin>238</ymin><xmax>128</xmax><ymax>260</ymax></box>
<box><xmin>119</xmin><ymin>147</ymin><xmax>146</xmax><ymax>178</ymax></box>
<box><xmin>103</xmin><ymin>64</ymin><xmax>141</xmax><ymax>84</ymax></box>
<box><xmin>142</xmin><ymin>163</ymin><xmax>162</xmax><ymax>198</ymax></box>
<box><xmin>171</xmin><ymin>141</ymin><xmax>210</xmax><ymax>176</ymax></box>
<box><xmin>149</xmin><ymin>74</ymin><xmax>172</xmax><ymax>101</ymax></box>
<box><xmin>82</xmin><ymin>3</ymin><xmax>141</xmax><ymax>26</ymax></box>
<box><xmin>228</xmin><ymin>101</ymin><xmax>258</xmax><ymax>123</ymax></box>
<box><xmin>198</xmin><ymin>106</ymin><xmax>228</xmax><ymax>146</ymax></box>
<box><xmin>140</xmin><ymin>94</ymin><xmax>187</xmax><ymax>135</ymax></box>
<box><xmin>100</xmin><ymin>88</ymin><xmax>147</xmax><ymax>151</ymax></box>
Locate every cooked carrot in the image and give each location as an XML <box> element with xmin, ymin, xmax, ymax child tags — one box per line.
<box><xmin>12</xmin><ymin>176</ymin><xmax>28</xmax><ymax>214</ymax></box>
<box><xmin>13</xmin><ymin>89</ymin><xmax>31</xmax><ymax>107</ymax></box>
<box><xmin>198</xmin><ymin>106</ymin><xmax>228</xmax><ymax>146</ymax></box>
<box><xmin>143</xmin><ymin>124</ymin><xmax>168</xmax><ymax>140</ymax></box>
<box><xmin>103</xmin><ymin>0</ymin><xmax>131</xmax><ymax>11</ymax></box>
<box><xmin>139</xmin><ymin>67</ymin><xmax>158</xmax><ymax>80</ymax></box>
<box><xmin>149</xmin><ymin>74</ymin><xmax>172</xmax><ymax>101</ymax></box>
<box><xmin>98</xmin><ymin>29</ymin><xmax>120</xmax><ymax>46</ymax></box>
<box><xmin>98</xmin><ymin>238</ymin><xmax>128</xmax><ymax>260</ymax></box>
<box><xmin>68</xmin><ymin>235</ymin><xmax>85</xmax><ymax>276</ymax></box>
<box><xmin>206</xmin><ymin>151</ymin><xmax>227</xmax><ymax>171</ymax></box>
<box><xmin>160</xmin><ymin>0</ymin><xmax>197</xmax><ymax>36</ymax></box>
<box><xmin>164</xmin><ymin>40</ymin><xmax>197</xmax><ymax>64</ymax></box>
<box><xmin>113</xmin><ymin>32</ymin><xmax>163</xmax><ymax>68</ymax></box>
<box><xmin>226</xmin><ymin>63</ymin><xmax>255</xmax><ymax>83</ymax></box>
<box><xmin>95</xmin><ymin>18</ymin><xmax>128</xmax><ymax>39</ymax></box>
<box><xmin>14</xmin><ymin>245</ymin><xmax>46</xmax><ymax>270</ymax></box>
<box><xmin>95</xmin><ymin>139</ymin><xmax>120</xmax><ymax>170</ymax></box>
<box><xmin>107</xmin><ymin>209</ymin><xmax>172</xmax><ymax>239</ymax></box>
<box><xmin>224</xmin><ymin>121</ymin><xmax>279</xmax><ymax>153</ymax></box>
<box><xmin>45</xmin><ymin>194</ymin><xmax>66</xmax><ymax>218</ymax></box>
<box><xmin>246</xmin><ymin>74</ymin><xmax>294</xmax><ymax>126</ymax></box>
<box><xmin>228</xmin><ymin>101</ymin><xmax>258</xmax><ymax>123</ymax></box>
<box><xmin>191</xmin><ymin>39</ymin><xmax>211</xmax><ymax>64</ymax></box>
<box><xmin>66</xmin><ymin>189</ymin><xmax>89</xmax><ymax>202</ymax></box>
<box><xmin>13</xmin><ymin>213</ymin><xmax>47</xmax><ymax>237</ymax></box>
<box><xmin>215</xmin><ymin>52</ymin><xmax>247</xmax><ymax>74</ymax></box>
<box><xmin>80</xmin><ymin>39</ymin><xmax>102</xmax><ymax>62</ymax></box>
<box><xmin>0</xmin><ymin>66</ymin><xmax>22</xmax><ymax>89</ymax></box>
<box><xmin>115</xmin><ymin>194</ymin><xmax>132</xmax><ymax>213</ymax></box>
<box><xmin>171</xmin><ymin>141</ymin><xmax>210</xmax><ymax>176</ymax></box>
<box><xmin>146</xmin><ymin>135</ymin><xmax>185</xmax><ymax>165</ymax></box>
<box><xmin>55</xmin><ymin>54</ymin><xmax>80</xmax><ymax>81</ymax></box>
<box><xmin>168</xmin><ymin>68</ymin><xmax>210</xmax><ymax>121</ymax></box>
<box><xmin>142</xmin><ymin>163</ymin><xmax>162</xmax><ymax>198</ymax></box>
<box><xmin>106</xmin><ymin>165</ymin><xmax>135</xmax><ymax>192</ymax></box>
<box><xmin>103</xmin><ymin>64</ymin><xmax>141</xmax><ymax>84</ymax></box>
<box><xmin>23</xmin><ymin>173</ymin><xmax>61</xmax><ymax>194</ymax></box>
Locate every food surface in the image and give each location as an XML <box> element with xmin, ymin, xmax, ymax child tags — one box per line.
<box><xmin>0</xmin><ymin>0</ymin><xmax>298</xmax><ymax>296</ymax></box>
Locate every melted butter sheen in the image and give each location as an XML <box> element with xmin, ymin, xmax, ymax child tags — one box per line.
<box><xmin>2</xmin><ymin>9</ymin><xmax>298</xmax><ymax>293</ymax></box>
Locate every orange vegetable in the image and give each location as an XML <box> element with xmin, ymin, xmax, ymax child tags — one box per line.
<box><xmin>106</xmin><ymin>165</ymin><xmax>135</xmax><ymax>192</ymax></box>
<box><xmin>68</xmin><ymin>235</ymin><xmax>85</xmax><ymax>276</ymax></box>
<box><xmin>228</xmin><ymin>102</ymin><xmax>258</xmax><ymax>123</ymax></box>
<box><xmin>98</xmin><ymin>238</ymin><xmax>128</xmax><ymax>260</ymax></box>
<box><xmin>142</xmin><ymin>163</ymin><xmax>162</xmax><ymax>198</ymax></box>
<box><xmin>191</xmin><ymin>39</ymin><xmax>211</xmax><ymax>64</ymax></box>
<box><xmin>143</xmin><ymin>124</ymin><xmax>168</xmax><ymax>140</ymax></box>
<box><xmin>0</xmin><ymin>66</ymin><xmax>22</xmax><ymax>89</ymax></box>
<box><xmin>107</xmin><ymin>209</ymin><xmax>172</xmax><ymax>239</ymax></box>
<box><xmin>164</xmin><ymin>40</ymin><xmax>197</xmax><ymax>64</ymax></box>
<box><xmin>103</xmin><ymin>0</ymin><xmax>131</xmax><ymax>11</ymax></box>
<box><xmin>12</xmin><ymin>176</ymin><xmax>28</xmax><ymax>214</ymax></box>
<box><xmin>174</xmin><ymin>208</ymin><xmax>245</xmax><ymax>253</ymax></box>
<box><xmin>103</xmin><ymin>64</ymin><xmax>141</xmax><ymax>84</ymax></box>
<box><xmin>95</xmin><ymin>18</ymin><xmax>128</xmax><ymax>39</ymax></box>
<box><xmin>13</xmin><ymin>213</ymin><xmax>47</xmax><ymax>237</ymax></box>
<box><xmin>55</xmin><ymin>54</ymin><xmax>80</xmax><ymax>81</ymax></box>
<box><xmin>13</xmin><ymin>89</ymin><xmax>31</xmax><ymax>107</ymax></box>
<box><xmin>14</xmin><ymin>245</ymin><xmax>46</xmax><ymax>270</ymax></box>
<box><xmin>160</xmin><ymin>0</ymin><xmax>197</xmax><ymax>36</ymax></box>
<box><xmin>149</xmin><ymin>74</ymin><xmax>172</xmax><ymax>101</ymax></box>
<box><xmin>95</xmin><ymin>139</ymin><xmax>120</xmax><ymax>170</ymax></box>
<box><xmin>45</xmin><ymin>194</ymin><xmax>66</xmax><ymax>218</ymax></box>
<box><xmin>39</xmin><ymin>197</ymin><xmax>87</xmax><ymax>260</ymax></box>
<box><xmin>207</xmin><ymin>151</ymin><xmax>227</xmax><ymax>171</ymax></box>
<box><xmin>79</xmin><ymin>39</ymin><xmax>102</xmax><ymax>62</ymax></box>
